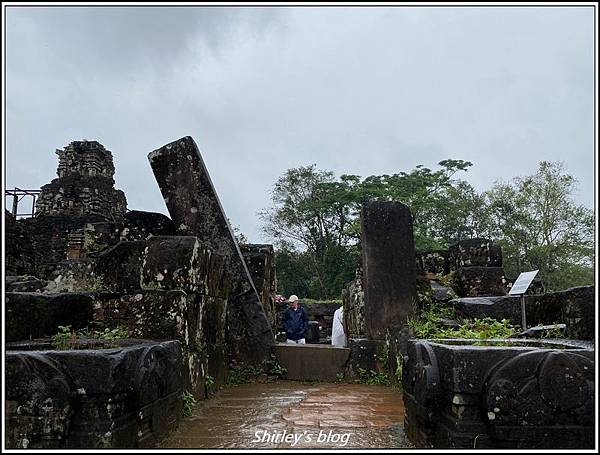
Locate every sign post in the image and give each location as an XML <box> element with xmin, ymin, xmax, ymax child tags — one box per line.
<box><xmin>508</xmin><ymin>270</ymin><xmax>539</xmax><ymax>330</ymax></box>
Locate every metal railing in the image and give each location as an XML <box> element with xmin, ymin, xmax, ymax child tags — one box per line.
<box><xmin>5</xmin><ymin>188</ymin><xmax>41</xmax><ymax>219</ymax></box>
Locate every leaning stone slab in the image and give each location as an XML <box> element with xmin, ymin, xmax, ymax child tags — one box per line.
<box><xmin>361</xmin><ymin>201</ymin><xmax>417</xmax><ymax>339</ymax></box>
<box><xmin>148</xmin><ymin>136</ymin><xmax>273</xmax><ymax>364</ymax></box>
<box><xmin>6</xmin><ymin>339</ymin><xmax>182</xmax><ymax>449</ymax></box>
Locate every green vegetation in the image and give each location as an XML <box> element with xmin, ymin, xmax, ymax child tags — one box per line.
<box><xmin>262</xmin><ymin>161</ymin><xmax>593</xmax><ymax>299</ymax></box>
<box><xmin>182</xmin><ymin>390</ymin><xmax>197</xmax><ymax>418</ymax></box>
<box><xmin>356</xmin><ymin>368</ymin><xmax>390</xmax><ymax>386</ymax></box>
<box><xmin>227</xmin><ymin>355</ymin><xmax>287</xmax><ymax>386</ymax></box>
<box><xmin>51</xmin><ymin>325</ymin><xmax>75</xmax><ymax>350</ymax></box>
<box><xmin>85</xmin><ymin>274</ymin><xmax>107</xmax><ymax>291</ymax></box>
<box><xmin>407</xmin><ymin>304</ymin><xmax>516</xmax><ymax>340</ymax></box>
<box><xmin>204</xmin><ymin>374</ymin><xmax>216</xmax><ymax>398</ymax></box>
<box><xmin>227</xmin><ymin>366</ymin><xmax>264</xmax><ymax>385</ymax></box>
<box><xmin>51</xmin><ymin>324</ymin><xmax>129</xmax><ymax>350</ymax></box>
<box><xmin>538</xmin><ymin>324</ymin><xmax>567</xmax><ymax>339</ymax></box>
<box><xmin>300</xmin><ymin>298</ymin><xmax>343</xmax><ymax>305</ymax></box>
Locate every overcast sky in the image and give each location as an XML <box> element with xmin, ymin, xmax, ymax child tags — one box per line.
<box><xmin>5</xmin><ymin>6</ymin><xmax>595</xmax><ymax>242</ymax></box>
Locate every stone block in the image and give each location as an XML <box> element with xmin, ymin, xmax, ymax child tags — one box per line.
<box><xmin>448</xmin><ymin>238</ymin><xmax>502</xmax><ymax>270</ymax></box>
<box><xmin>240</xmin><ymin>243</ymin><xmax>277</xmax><ymax>326</ymax></box>
<box><xmin>306</xmin><ymin>321</ymin><xmax>320</xmax><ymax>344</ymax></box>
<box><xmin>5</xmin><ymin>275</ymin><xmax>48</xmax><ymax>292</ymax></box>
<box><xmin>450</xmin><ymin>286</ymin><xmax>594</xmax><ymax>339</ymax></box>
<box><xmin>416</xmin><ymin>250</ymin><xmax>449</xmax><ymax>276</ymax></box>
<box><xmin>140</xmin><ymin>235</ymin><xmax>229</xmax><ymax>297</ymax></box>
<box><xmin>96</xmin><ymin>290</ymin><xmax>228</xmax><ymax>399</ymax></box>
<box><xmin>148</xmin><ymin>136</ymin><xmax>273</xmax><ymax>365</ymax></box>
<box><xmin>273</xmin><ymin>343</ymin><xmax>350</xmax><ymax>382</ymax></box>
<box><xmin>345</xmin><ymin>338</ymin><xmax>385</xmax><ymax>378</ymax></box>
<box><xmin>361</xmin><ymin>201</ymin><xmax>417</xmax><ymax>339</ymax></box>
<box><xmin>403</xmin><ymin>338</ymin><xmax>594</xmax><ymax>449</ymax></box>
<box><xmin>122</xmin><ymin>210</ymin><xmax>176</xmax><ymax>240</ymax></box>
<box><xmin>6</xmin><ymin>292</ymin><xmax>95</xmax><ymax>342</ymax></box>
<box><xmin>454</xmin><ymin>266</ymin><xmax>508</xmax><ymax>297</ymax></box>
<box><xmin>94</xmin><ymin>240</ymin><xmax>146</xmax><ymax>293</ymax></box>
<box><xmin>5</xmin><ymin>339</ymin><xmax>182</xmax><ymax>449</ymax></box>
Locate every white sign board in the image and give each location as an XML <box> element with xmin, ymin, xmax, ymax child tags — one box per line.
<box><xmin>508</xmin><ymin>270</ymin><xmax>539</xmax><ymax>295</ymax></box>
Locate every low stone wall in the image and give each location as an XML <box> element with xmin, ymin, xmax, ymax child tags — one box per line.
<box><xmin>403</xmin><ymin>338</ymin><xmax>594</xmax><ymax>449</ymax></box>
<box><xmin>96</xmin><ymin>290</ymin><xmax>228</xmax><ymax>399</ymax></box>
<box><xmin>6</xmin><ymin>339</ymin><xmax>183</xmax><ymax>449</ymax></box>
<box><xmin>273</xmin><ymin>343</ymin><xmax>350</xmax><ymax>382</ymax></box>
<box><xmin>449</xmin><ymin>285</ymin><xmax>595</xmax><ymax>339</ymax></box>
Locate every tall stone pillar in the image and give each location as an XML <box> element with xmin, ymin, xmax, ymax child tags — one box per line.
<box><xmin>148</xmin><ymin>136</ymin><xmax>273</xmax><ymax>366</ymax></box>
<box><xmin>361</xmin><ymin>201</ymin><xmax>417</xmax><ymax>340</ymax></box>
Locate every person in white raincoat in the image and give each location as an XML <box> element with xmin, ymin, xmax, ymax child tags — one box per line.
<box><xmin>331</xmin><ymin>306</ymin><xmax>346</xmax><ymax>347</ymax></box>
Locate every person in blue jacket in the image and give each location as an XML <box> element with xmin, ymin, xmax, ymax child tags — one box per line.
<box><xmin>283</xmin><ymin>295</ymin><xmax>308</xmax><ymax>344</ymax></box>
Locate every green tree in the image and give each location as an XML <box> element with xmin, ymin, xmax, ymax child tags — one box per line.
<box><xmin>484</xmin><ymin>161</ymin><xmax>594</xmax><ymax>291</ymax></box>
<box><xmin>261</xmin><ymin>161</ymin><xmax>476</xmax><ymax>298</ymax></box>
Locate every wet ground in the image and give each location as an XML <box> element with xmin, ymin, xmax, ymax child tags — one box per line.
<box><xmin>161</xmin><ymin>381</ymin><xmax>411</xmax><ymax>449</ymax></box>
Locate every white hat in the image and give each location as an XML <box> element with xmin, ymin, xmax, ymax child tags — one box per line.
<box><xmin>288</xmin><ymin>295</ymin><xmax>299</xmax><ymax>303</ymax></box>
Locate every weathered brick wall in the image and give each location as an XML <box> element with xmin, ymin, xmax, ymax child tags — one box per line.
<box><xmin>36</xmin><ymin>141</ymin><xmax>127</xmax><ymax>219</ymax></box>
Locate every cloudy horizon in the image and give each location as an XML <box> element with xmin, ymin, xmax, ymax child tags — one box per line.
<box><xmin>5</xmin><ymin>6</ymin><xmax>595</xmax><ymax>243</ymax></box>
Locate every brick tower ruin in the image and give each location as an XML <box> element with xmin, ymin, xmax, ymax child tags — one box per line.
<box><xmin>35</xmin><ymin>140</ymin><xmax>127</xmax><ymax>219</ymax></box>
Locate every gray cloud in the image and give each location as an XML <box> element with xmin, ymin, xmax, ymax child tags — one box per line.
<box><xmin>5</xmin><ymin>6</ymin><xmax>594</xmax><ymax>242</ymax></box>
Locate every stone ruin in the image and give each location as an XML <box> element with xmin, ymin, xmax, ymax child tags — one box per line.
<box><xmin>4</xmin><ymin>139</ymin><xmax>596</xmax><ymax>450</ymax></box>
<box><xmin>35</xmin><ymin>140</ymin><xmax>127</xmax><ymax>219</ymax></box>
<box><xmin>5</xmin><ymin>137</ymin><xmax>277</xmax><ymax>449</ymax></box>
<box><xmin>332</xmin><ymin>201</ymin><xmax>595</xmax><ymax>449</ymax></box>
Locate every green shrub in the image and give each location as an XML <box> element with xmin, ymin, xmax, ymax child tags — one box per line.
<box><xmin>182</xmin><ymin>390</ymin><xmax>197</xmax><ymax>417</ymax></box>
<box><xmin>227</xmin><ymin>354</ymin><xmax>287</xmax><ymax>386</ymax></box>
<box><xmin>51</xmin><ymin>324</ymin><xmax>129</xmax><ymax>350</ymax></box>
<box><xmin>51</xmin><ymin>325</ymin><xmax>75</xmax><ymax>350</ymax></box>
<box><xmin>407</xmin><ymin>303</ymin><xmax>516</xmax><ymax>340</ymax></box>
<box><xmin>356</xmin><ymin>368</ymin><xmax>390</xmax><ymax>386</ymax></box>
